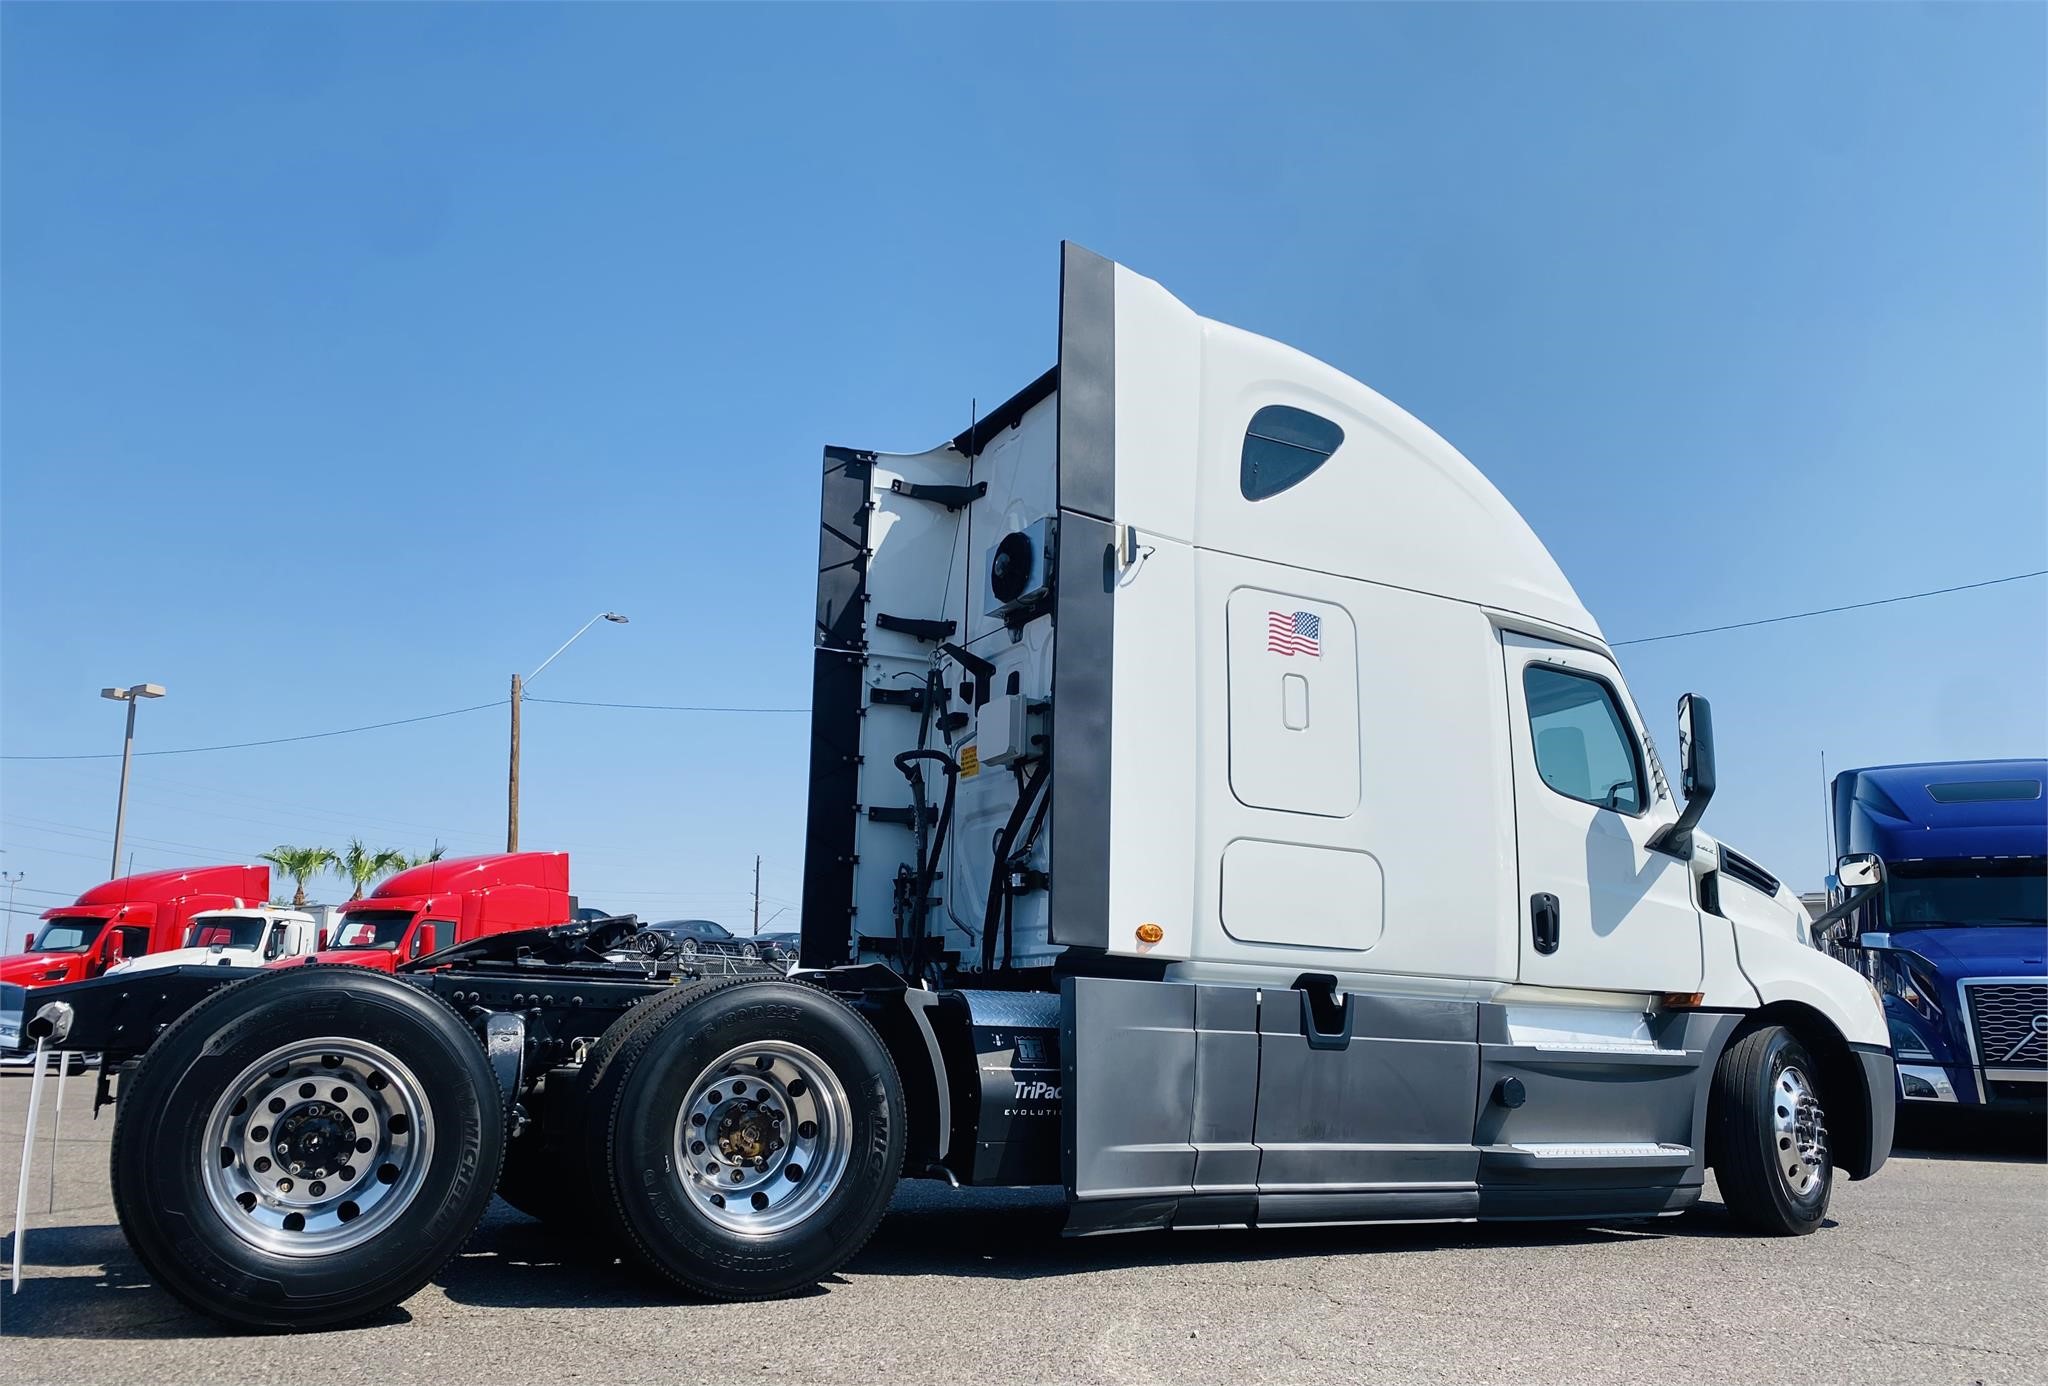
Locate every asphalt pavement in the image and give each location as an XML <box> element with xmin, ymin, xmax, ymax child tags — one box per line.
<box><xmin>1</xmin><ymin>1071</ymin><xmax>2042</xmax><ymax>1385</ymax></box>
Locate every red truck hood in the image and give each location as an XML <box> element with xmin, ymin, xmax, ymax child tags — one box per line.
<box><xmin>0</xmin><ymin>952</ymin><xmax>89</xmax><ymax>986</ymax></box>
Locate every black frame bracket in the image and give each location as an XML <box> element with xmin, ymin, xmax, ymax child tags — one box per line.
<box><xmin>875</xmin><ymin>613</ymin><xmax>958</xmax><ymax>642</ymax></box>
<box><xmin>889</xmin><ymin>478</ymin><xmax>988</xmax><ymax>511</ymax></box>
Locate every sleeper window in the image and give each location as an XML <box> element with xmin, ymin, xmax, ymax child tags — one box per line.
<box><xmin>1241</xmin><ymin>406</ymin><xmax>1344</xmax><ymax>500</ymax></box>
<box><xmin>1523</xmin><ymin>665</ymin><xmax>1644</xmax><ymax>815</ymax></box>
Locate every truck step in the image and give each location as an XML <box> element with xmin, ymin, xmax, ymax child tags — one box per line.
<box><xmin>1483</xmin><ymin>1142</ymin><xmax>1695</xmax><ymax>1171</ymax></box>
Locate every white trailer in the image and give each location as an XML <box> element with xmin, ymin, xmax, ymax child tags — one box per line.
<box><xmin>2</xmin><ymin>245</ymin><xmax>1892</xmax><ymax>1328</ymax></box>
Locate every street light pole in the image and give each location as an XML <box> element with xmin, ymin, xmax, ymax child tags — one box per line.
<box><xmin>508</xmin><ymin>613</ymin><xmax>626</xmax><ymax>852</ymax></box>
<box><xmin>101</xmin><ymin>684</ymin><xmax>165</xmax><ymax>880</ymax></box>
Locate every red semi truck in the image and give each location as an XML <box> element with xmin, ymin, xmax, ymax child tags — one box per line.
<box><xmin>279</xmin><ymin>851</ymin><xmax>573</xmax><ymax>972</ymax></box>
<box><xmin>0</xmin><ymin>865</ymin><xmax>269</xmax><ymax>988</ymax></box>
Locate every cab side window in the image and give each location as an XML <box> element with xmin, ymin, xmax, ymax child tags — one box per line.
<box><xmin>1241</xmin><ymin>406</ymin><xmax>1344</xmax><ymax>501</ymax></box>
<box><xmin>1524</xmin><ymin>665</ymin><xmax>1645</xmax><ymax>815</ymax></box>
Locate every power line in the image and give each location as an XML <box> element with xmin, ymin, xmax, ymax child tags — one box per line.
<box><xmin>1612</xmin><ymin>569</ymin><xmax>2046</xmax><ymax>647</ymax></box>
<box><xmin>5</xmin><ymin>569</ymin><xmax>2041</xmax><ymax>763</ymax></box>
<box><xmin>2</xmin><ymin>701</ymin><xmax>507</xmax><ymax>762</ymax></box>
<box><xmin>526</xmin><ymin>697</ymin><xmax>809</xmax><ymax>714</ymax></box>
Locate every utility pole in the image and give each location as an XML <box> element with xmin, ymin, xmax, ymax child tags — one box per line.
<box><xmin>3</xmin><ymin>872</ymin><xmax>21</xmax><ymax>944</ymax></box>
<box><xmin>507</xmin><ymin>673</ymin><xmax>522</xmax><ymax>852</ymax></box>
<box><xmin>752</xmin><ymin>855</ymin><xmax>761</xmax><ymax>936</ymax></box>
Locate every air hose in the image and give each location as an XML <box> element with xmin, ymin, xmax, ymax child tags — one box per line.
<box><xmin>980</xmin><ymin>756</ymin><xmax>1050</xmax><ymax>974</ymax></box>
<box><xmin>893</xmin><ymin>748</ymin><xmax>958</xmax><ymax>978</ymax></box>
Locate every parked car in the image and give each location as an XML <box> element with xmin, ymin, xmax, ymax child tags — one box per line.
<box><xmin>633</xmin><ymin>918</ymin><xmax>760</xmax><ymax>962</ymax></box>
<box><xmin>754</xmin><ymin>930</ymin><xmax>801</xmax><ymax>967</ymax></box>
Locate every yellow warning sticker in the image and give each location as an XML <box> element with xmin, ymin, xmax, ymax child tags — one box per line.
<box><xmin>959</xmin><ymin>744</ymin><xmax>980</xmax><ymax>777</ymax></box>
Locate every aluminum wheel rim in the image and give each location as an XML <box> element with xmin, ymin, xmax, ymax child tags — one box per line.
<box><xmin>1772</xmin><ymin>1064</ymin><xmax>1829</xmax><ymax>1199</ymax></box>
<box><xmin>201</xmin><ymin>1038</ymin><xmax>434</xmax><ymax>1257</ymax></box>
<box><xmin>673</xmin><ymin>1040</ymin><xmax>851</xmax><ymax>1236</ymax></box>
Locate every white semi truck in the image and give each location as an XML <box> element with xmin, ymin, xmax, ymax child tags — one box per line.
<box><xmin>106</xmin><ymin>906</ymin><xmax>331</xmax><ymax>974</ymax></box>
<box><xmin>4</xmin><ymin>245</ymin><xmax>1892</xmax><ymax>1328</ymax></box>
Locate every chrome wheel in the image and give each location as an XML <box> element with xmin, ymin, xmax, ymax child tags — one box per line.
<box><xmin>741</xmin><ymin>943</ymin><xmax>759</xmax><ymax>962</ymax></box>
<box><xmin>1772</xmin><ymin>1064</ymin><xmax>1828</xmax><ymax>1198</ymax></box>
<box><xmin>201</xmin><ymin>1038</ymin><xmax>434</xmax><ymax>1256</ymax></box>
<box><xmin>679</xmin><ymin>939</ymin><xmax>698</xmax><ymax>958</ymax></box>
<box><xmin>672</xmin><ymin>1040</ymin><xmax>851</xmax><ymax>1236</ymax></box>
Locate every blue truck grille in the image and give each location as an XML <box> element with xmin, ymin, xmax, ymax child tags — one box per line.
<box><xmin>1967</xmin><ymin>982</ymin><xmax>2048</xmax><ymax>1068</ymax></box>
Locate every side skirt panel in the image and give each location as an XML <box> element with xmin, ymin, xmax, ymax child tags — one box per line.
<box><xmin>1060</xmin><ymin>976</ymin><xmax>1730</xmax><ymax>1234</ymax></box>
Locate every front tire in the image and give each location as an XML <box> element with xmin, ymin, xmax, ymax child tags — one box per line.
<box><xmin>1710</xmin><ymin>1024</ymin><xmax>1833</xmax><ymax>1235</ymax></box>
<box><xmin>112</xmin><ymin>967</ymin><xmax>505</xmax><ymax>1329</ymax></box>
<box><xmin>582</xmin><ymin>979</ymin><xmax>903</xmax><ymax>1299</ymax></box>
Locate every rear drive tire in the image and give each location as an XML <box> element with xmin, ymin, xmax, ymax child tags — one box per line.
<box><xmin>1709</xmin><ymin>1024</ymin><xmax>1833</xmax><ymax>1235</ymax></box>
<box><xmin>582</xmin><ymin>979</ymin><xmax>903</xmax><ymax>1299</ymax></box>
<box><xmin>112</xmin><ymin>967</ymin><xmax>505</xmax><ymax>1329</ymax></box>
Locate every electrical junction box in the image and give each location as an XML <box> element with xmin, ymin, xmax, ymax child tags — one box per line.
<box><xmin>978</xmin><ymin>692</ymin><xmax>1032</xmax><ymax>768</ymax></box>
<box><xmin>984</xmin><ymin>517</ymin><xmax>1056</xmax><ymax>617</ymax></box>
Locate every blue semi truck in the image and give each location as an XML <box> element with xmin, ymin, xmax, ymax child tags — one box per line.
<box><xmin>1825</xmin><ymin>759</ymin><xmax>2046</xmax><ymax>1112</ymax></box>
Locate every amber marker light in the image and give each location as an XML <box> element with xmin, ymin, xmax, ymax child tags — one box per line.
<box><xmin>1135</xmin><ymin>922</ymin><xmax>1165</xmax><ymax>945</ymax></box>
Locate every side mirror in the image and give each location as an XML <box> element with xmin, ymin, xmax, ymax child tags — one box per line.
<box><xmin>1836</xmin><ymin>853</ymin><xmax>1884</xmax><ymax>889</ymax></box>
<box><xmin>1651</xmin><ymin>693</ymin><xmax>1716</xmax><ymax>859</ymax></box>
<box><xmin>22</xmin><ymin>932</ymin><xmax>34</xmax><ymax>952</ymax></box>
<box><xmin>1676</xmin><ymin>693</ymin><xmax>1717</xmax><ymax>806</ymax></box>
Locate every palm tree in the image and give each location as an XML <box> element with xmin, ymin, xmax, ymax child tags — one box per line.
<box><xmin>403</xmin><ymin>841</ymin><xmax>448</xmax><ymax>870</ymax></box>
<box><xmin>259</xmin><ymin>845</ymin><xmax>339</xmax><ymax>909</ymax></box>
<box><xmin>338</xmin><ymin>839</ymin><xmax>410</xmax><ymax>901</ymax></box>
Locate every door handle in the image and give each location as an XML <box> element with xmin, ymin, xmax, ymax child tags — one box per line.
<box><xmin>1531</xmin><ymin>893</ymin><xmax>1561</xmax><ymax>955</ymax></box>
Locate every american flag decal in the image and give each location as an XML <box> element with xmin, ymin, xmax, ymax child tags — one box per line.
<box><xmin>1267</xmin><ymin>609</ymin><xmax>1322</xmax><ymax>657</ymax></box>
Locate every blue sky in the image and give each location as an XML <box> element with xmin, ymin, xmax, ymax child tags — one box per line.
<box><xmin>3</xmin><ymin>4</ymin><xmax>2043</xmax><ymax>928</ymax></box>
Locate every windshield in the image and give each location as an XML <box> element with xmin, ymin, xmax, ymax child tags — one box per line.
<box><xmin>30</xmin><ymin>915</ymin><xmax>108</xmax><ymax>952</ymax></box>
<box><xmin>329</xmin><ymin>910</ymin><xmax>415</xmax><ymax>950</ymax></box>
<box><xmin>186</xmin><ymin>917</ymin><xmax>268</xmax><ymax>950</ymax></box>
<box><xmin>1888</xmin><ymin>860</ymin><xmax>2046</xmax><ymax>929</ymax></box>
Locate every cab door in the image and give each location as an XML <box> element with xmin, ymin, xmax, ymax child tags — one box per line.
<box><xmin>1502</xmin><ymin>631</ymin><xmax>1701</xmax><ymax>994</ymax></box>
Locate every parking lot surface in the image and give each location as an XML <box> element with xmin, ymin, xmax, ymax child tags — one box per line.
<box><xmin>2</xmin><ymin>1072</ymin><xmax>2042</xmax><ymax>1385</ymax></box>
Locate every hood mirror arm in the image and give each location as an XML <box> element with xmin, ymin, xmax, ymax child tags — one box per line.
<box><xmin>1807</xmin><ymin>882</ymin><xmax>1884</xmax><ymax>943</ymax></box>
